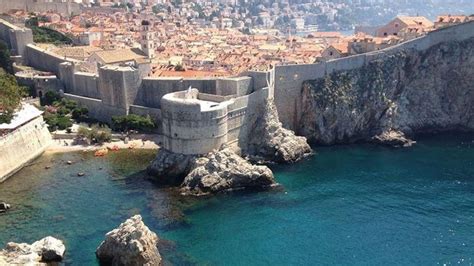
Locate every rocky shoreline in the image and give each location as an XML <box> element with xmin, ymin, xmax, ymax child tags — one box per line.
<box><xmin>0</xmin><ymin>236</ymin><xmax>66</xmax><ymax>264</ymax></box>
<box><xmin>0</xmin><ymin>215</ymin><xmax>162</xmax><ymax>265</ymax></box>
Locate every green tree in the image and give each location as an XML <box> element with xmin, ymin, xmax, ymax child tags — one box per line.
<box><xmin>0</xmin><ymin>69</ymin><xmax>23</xmax><ymax>124</ymax></box>
<box><xmin>0</xmin><ymin>41</ymin><xmax>13</xmax><ymax>74</ymax></box>
<box><xmin>111</xmin><ymin>114</ymin><xmax>156</xmax><ymax>132</ymax></box>
<box><xmin>40</xmin><ymin>91</ymin><xmax>61</xmax><ymax>106</ymax></box>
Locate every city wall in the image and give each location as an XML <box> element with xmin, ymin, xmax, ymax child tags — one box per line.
<box><xmin>0</xmin><ymin>18</ymin><xmax>33</xmax><ymax>57</ymax></box>
<box><xmin>0</xmin><ymin>0</ymin><xmax>81</xmax><ymax>16</ymax></box>
<box><xmin>25</xmin><ymin>44</ymin><xmax>79</xmax><ymax>75</ymax></box>
<box><xmin>273</xmin><ymin>21</ymin><xmax>474</xmax><ymax>131</ymax></box>
<box><xmin>15</xmin><ymin>71</ymin><xmax>63</xmax><ymax>97</ymax></box>
<box><xmin>0</xmin><ymin>115</ymin><xmax>52</xmax><ymax>182</ymax></box>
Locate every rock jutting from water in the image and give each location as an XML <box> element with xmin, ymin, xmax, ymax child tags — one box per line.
<box><xmin>372</xmin><ymin>129</ymin><xmax>416</xmax><ymax>147</ymax></box>
<box><xmin>148</xmin><ymin>147</ymin><xmax>277</xmax><ymax>196</ymax></box>
<box><xmin>0</xmin><ymin>236</ymin><xmax>66</xmax><ymax>264</ymax></box>
<box><xmin>96</xmin><ymin>215</ymin><xmax>162</xmax><ymax>266</ymax></box>
<box><xmin>180</xmin><ymin>147</ymin><xmax>276</xmax><ymax>196</ymax></box>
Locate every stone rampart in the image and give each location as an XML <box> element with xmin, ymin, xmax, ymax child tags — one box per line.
<box><xmin>160</xmin><ymin>89</ymin><xmax>229</xmax><ymax>155</ymax></box>
<box><xmin>25</xmin><ymin>44</ymin><xmax>78</xmax><ymax>75</ymax></box>
<box><xmin>98</xmin><ymin>65</ymin><xmax>142</xmax><ymax>110</ymax></box>
<box><xmin>0</xmin><ymin>0</ymin><xmax>81</xmax><ymax>16</ymax></box>
<box><xmin>72</xmin><ymin>72</ymin><xmax>99</xmax><ymax>99</ymax></box>
<box><xmin>159</xmin><ymin>86</ymin><xmax>270</xmax><ymax>155</ymax></box>
<box><xmin>64</xmin><ymin>93</ymin><xmax>127</xmax><ymax>122</ymax></box>
<box><xmin>15</xmin><ymin>71</ymin><xmax>63</xmax><ymax>97</ymax></box>
<box><xmin>0</xmin><ymin>115</ymin><xmax>51</xmax><ymax>182</ymax></box>
<box><xmin>0</xmin><ymin>18</ymin><xmax>33</xmax><ymax>57</ymax></box>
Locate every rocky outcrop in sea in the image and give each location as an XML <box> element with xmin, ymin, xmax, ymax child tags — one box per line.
<box><xmin>96</xmin><ymin>215</ymin><xmax>162</xmax><ymax>266</ymax></box>
<box><xmin>148</xmin><ymin>147</ymin><xmax>277</xmax><ymax>196</ymax></box>
<box><xmin>181</xmin><ymin>148</ymin><xmax>275</xmax><ymax>196</ymax></box>
<box><xmin>0</xmin><ymin>236</ymin><xmax>66</xmax><ymax>264</ymax></box>
<box><xmin>300</xmin><ymin>37</ymin><xmax>474</xmax><ymax>146</ymax></box>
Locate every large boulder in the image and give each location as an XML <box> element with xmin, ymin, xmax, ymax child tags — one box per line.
<box><xmin>0</xmin><ymin>236</ymin><xmax>66</xmax><ymax>264</ymax></box>
<box><xmin>181</xmin><ymin>148</ymin><xmax>276</xmax><ymax>196</ymax></box>
<box><xmin>96</xmin><ymin>215</ymin><xmax>162</xmax><ymax>266</ymax></box>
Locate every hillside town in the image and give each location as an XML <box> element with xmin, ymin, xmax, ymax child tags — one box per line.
<box><xmin>1</xmin><ymin>0</ymin><xmax>474</xmax><ymax>265</ymax></box>
<box><xmin>4</xmin><ymin>1</ymin><xmax>474</xmax><ymax>77</ymax></box>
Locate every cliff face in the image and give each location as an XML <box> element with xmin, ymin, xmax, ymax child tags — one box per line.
<box><xmin>300</xmin><ymin>37</ymin><xmax>474</xmax><ymax>145</ymax></box>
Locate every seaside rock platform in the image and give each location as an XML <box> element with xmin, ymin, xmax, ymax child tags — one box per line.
<box><xmin>0</xmin><ymin>236</ymin><xmax>66</xmax><ymax>264</ymax></box>
<box><xmin>180</xmin><ymin>148</ymin><xmax>275</xmax><ymax>196</ymax></box>
<box><xmin>96</xmin><ymin>215</ymin><xmax>162</xmax><ymax>266</ymax></box>
<box><xmin>148</xmin><ymin>147</ymin><xmax>277</xmax><ymax>196</ymax></box>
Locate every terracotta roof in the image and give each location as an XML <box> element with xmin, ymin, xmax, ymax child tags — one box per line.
<box><xmin>90</xmin><ymin>48</ymin><xmax>145</xmax><ymax>64</ymax></box>
<box><xmin>53</xmin><ymin>46</ymin><xmax>103</xmax><ymax>60</ymax></box>
<box><xmin>330</xmin><ymin>43</ymin><xmax>349</xmax><ymax>54</ymax></box>
<box><xmin>397</xmin><ymin>16</ymin><xmax>434</xmax><ymax>27</ymax></box>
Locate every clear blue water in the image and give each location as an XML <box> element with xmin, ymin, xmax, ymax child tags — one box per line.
<box><xmin>0</xmin><ymin>134</ymin><xmax>473</xmax><ymax>265</ymax></box>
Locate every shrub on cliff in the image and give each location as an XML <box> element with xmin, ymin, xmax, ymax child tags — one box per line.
<box><xmin>111</xmin><ymin>114</ymin><xmax>156</xmax><ymax>133</ymax></box>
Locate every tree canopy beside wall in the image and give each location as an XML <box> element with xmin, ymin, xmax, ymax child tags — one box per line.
<box><xmin>0</xmin><ymin>69</ymin><xmax>24</xmax><ymax>124</ymax></box>
<box><xmin>26</xmin><ymin>17</ymin><xmax>73</xmax><ymax>45</ymax></box>
<box><xmin>111</xmin><ymin>114</ymin><xmax>156</xmax><ymax>132</ymax></box>
<box><xmin>0</xmin><ymin>41</ymin><xmax>13</xmax><ymax>74</ymax></box>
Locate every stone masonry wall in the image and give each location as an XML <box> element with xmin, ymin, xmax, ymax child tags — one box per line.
<box><xmin>0</xmin><ymin>115</ymin><xmax>52</xmax><ymax>182</ymax></box>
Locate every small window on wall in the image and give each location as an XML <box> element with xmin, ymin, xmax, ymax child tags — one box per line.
<box><xmin>329</xmin><ymin>52</ymin><xmax>333</xmax><ymax>56</ymax></box>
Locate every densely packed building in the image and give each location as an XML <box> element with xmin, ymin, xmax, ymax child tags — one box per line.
<box><xmin>4</xmin><ymin>1</ymin><xmax>473</xmax><ymax>77</ymax></box>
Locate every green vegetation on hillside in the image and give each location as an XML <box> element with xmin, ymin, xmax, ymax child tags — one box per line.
<box><xmin>26</xmin><ymin>17</ymin><xmax>73</xmax><ymax>45</ymax></box>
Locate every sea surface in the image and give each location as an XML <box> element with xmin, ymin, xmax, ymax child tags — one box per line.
<box><xmin>0</xmin><ymin>134</ymin><xmax>473</xmax><ymax>265</ymax></box>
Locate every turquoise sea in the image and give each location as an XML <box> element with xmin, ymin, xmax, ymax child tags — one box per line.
<box><xmin>0</xmin><ymin>134</ymin><xmax>473</xmax><ymax>265</ymax></box>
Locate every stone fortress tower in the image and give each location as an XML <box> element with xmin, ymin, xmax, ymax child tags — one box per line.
<box><xmin>140</xmin><ymin>20</ymin><xmax>155</xmax><ymax>59</ymax></box>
